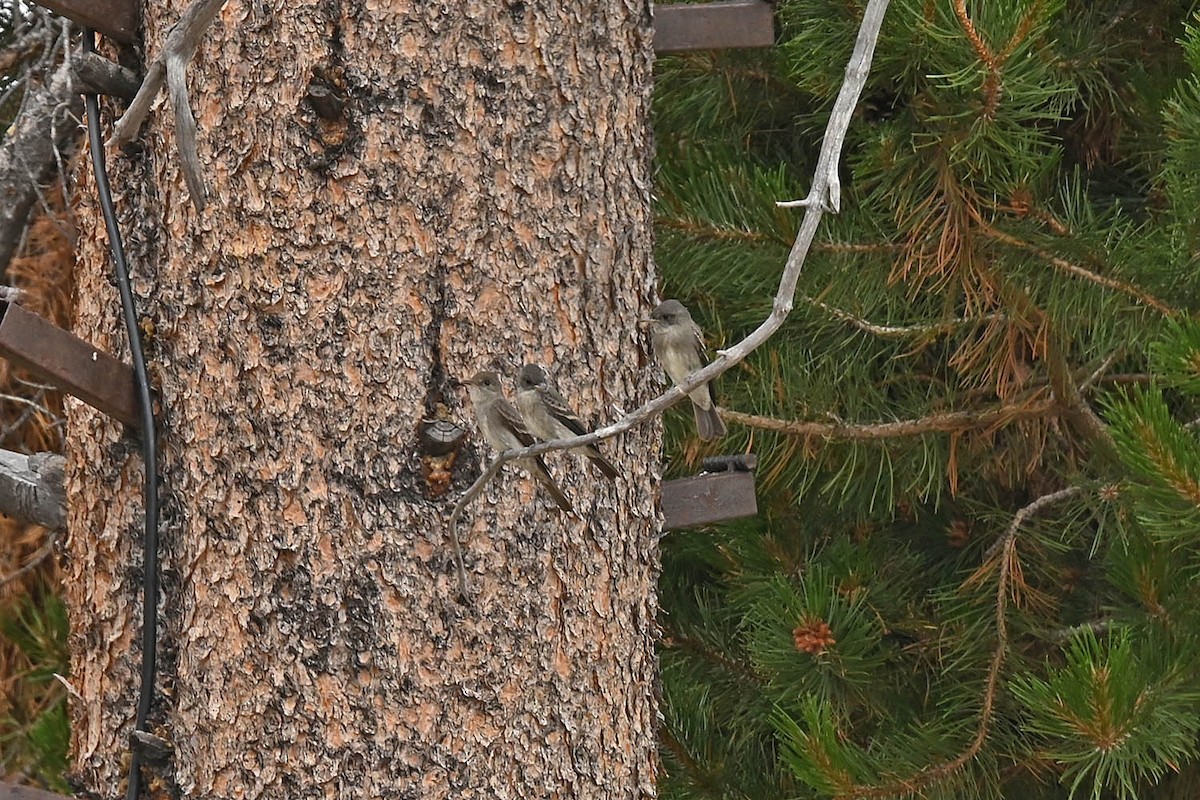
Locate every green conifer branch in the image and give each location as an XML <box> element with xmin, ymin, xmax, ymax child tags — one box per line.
<box><xmin>834</xmin><ymin>487</ymin><xmax>1083</xmax><ymax>800</ymax></box>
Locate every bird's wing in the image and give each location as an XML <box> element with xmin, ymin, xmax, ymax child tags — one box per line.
<box><xmin>497</xmin><ymin>398</ymin><xmax>538</xmax><ymax>447</ymax></box>
<box><xmin>689</xmin><ymin>320</ymin><xmax>710</xmax><ymax>366</ymax></box>
<box><xmin>540</xmin><ymin>386</ymin><xmax>589</xmax><ymax>437</ymax></box>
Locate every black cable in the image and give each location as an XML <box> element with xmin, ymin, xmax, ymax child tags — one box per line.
<box><xmin>81</xmin><ymin>29</ymin><xmax>160</xmax><ymax>800</ymax></box>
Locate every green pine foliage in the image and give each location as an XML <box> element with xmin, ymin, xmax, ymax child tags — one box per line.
<box><xmin>653</xmin><ymin>1</ymin><xmax>1200</xmax><ymax>798</ymax></box>
<box><xmin>0</xmin><ymin>588</ymin><xmax>70</xmax><ymax>792</ymax></box>
<box><xmin>1011</xmin><ymin>627</ymin><xmax>1200</xmax><ymax>800</ymax></box>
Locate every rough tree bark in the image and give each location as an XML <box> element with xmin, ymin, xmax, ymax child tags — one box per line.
<box><xmin>65</xmin><ymin>2</ymin><xmax>661</xmax><ymax>798</ymax></box>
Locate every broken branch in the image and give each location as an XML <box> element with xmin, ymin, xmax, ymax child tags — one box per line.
<box><xmin>108</xmin><ymin>0</ymin><xmax>228</xmax><ymax>211</ymax></box>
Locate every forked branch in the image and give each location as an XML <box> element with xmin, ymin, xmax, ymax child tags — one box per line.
<box><xmin>447</xmin><ymin>0</ymin><xmax>893</xmax><ymax>569</ymax></box>
<box><xmin>108</xmin><ymin>0</ymin><xmax>228</xmax><ymax>212</ymax></box>
<box><xmin>839</xmin><ymin>486</ymin><xmax>1084</xmax><ymax>800</ymax></box>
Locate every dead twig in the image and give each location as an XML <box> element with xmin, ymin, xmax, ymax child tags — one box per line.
<box><xmin>807</xmin><ymin>295</ymin><xmax>1004</xmax><ymax>339</ymax></box>
<box><xmin>0</xmin><ymin>529</ymin><xmax>58</xmax><ymax>593</ymax></box>
<box><xmin>718</xmin><ymin>398</ymin><xmax>1055</xmax><ymax>441</ymax></box>
<box><xmin>109</xmin><ymin>0</ymin><xmax>228</xmax><ymax>211</ymax></box>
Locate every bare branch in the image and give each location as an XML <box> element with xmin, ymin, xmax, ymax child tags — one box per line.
<box><xmin>447</xmin><ymin>0</ymin><xmax>893</xmax><ymax>544</ymax></box>
<box><xmin>73</xmin><ymin>51</ymin><xmax>141</xmax><ymax>100</ymax></box>
<box><xmin>718</xmin><ymin>399</ymin><xmax>1056</xmax><ymax>441</ymax></box>
<box><xmin>0</xmin><ymin>529</ymin><xmax>58</xmax><ymax>592</ymax></box>
<box><xmin>0</xmin><ymin>392</ymin><xmax>51</xmax><ymax>415</ymax></box>
<box><xmin>0</xmin><ymin>450</ymin><xmax>65</xmax><ymax>532</ymax></box>
<box><xmin>0</xmin><ymin>24</ymin><xmax>49</xmax><ymax>73</ymax></box>
<box><xmin>1078</xmin><ymin>350</ymin><xmax>1122</xmax><ymax>392</ymax></box>
<box><xmin>166</xmin><ymin>52</ymin><xmax>206</xmax><ymax>209</ymax></box>
<box><xmin>0</xmin><ymin>285</ymin><xmax>28</xmax><ymax>304</ymax></box>
<box><xmin>109</xmin><ymin>0</ymin><xmax>228</xmax><ymax>211</ymax></box>
<box><xmin>807</xmin><ymin>295</ymin><xmax>1004</xmax><ymax>338</ymax></box>
<box><xmin>446</xmin><ymin>458</ymin><xmax>505</xmax><ymax>599</ymax></box>
<box><xmin>1045</xmin><ymin>618</ymin><xmax>1111</xmax><ymax>644</ymax></box>
<box><xmin>109</xmin><ymin>61</ymin><xmax>165</xmax><ymax>145</ymax></box>
<box><xmin>982</xmin><ymin>485</ymin><xmax>1084</xmax><ymax>563</ymax></box>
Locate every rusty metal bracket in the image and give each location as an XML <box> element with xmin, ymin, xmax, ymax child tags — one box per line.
<box><xmin>35</xmin><ymin>0</ymin><xmax>773</xmax><ymax>53</ymax></box>
<box><xmin>653</xmin><ymin>0</ymin><xmax>776</xmax><ymax>54</ymax></box>
<box><xmin>0</xmin><ymin>303</ymin><xmax>139</xmax><ymax>427</ymax></box>
<box><xmin>662</xmin><ymin>453</ymin><xmax>758</xmax><ymax>529</ymax></box>
<box><xmin>29</xmin><ymin>0</ymin><xmax>140</xmax><ymax>43</ymax></box>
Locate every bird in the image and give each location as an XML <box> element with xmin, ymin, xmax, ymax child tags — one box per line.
<box><xmin>640</xmin><ymin>299</ymin><xmax>727</xmax><ymax>440</ymax></box>
<box><xmin>514</xmin><ymin>363</ymin><xmax>619</xmax><ymax>481</ymax></box>
<box><xmin>464</xmin><ymin>370</ymin><xmax>574</xmax><ymax>513</ymax></box>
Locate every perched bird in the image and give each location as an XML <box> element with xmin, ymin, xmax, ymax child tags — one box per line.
<box><xmin>515</xmin><ymin>364</ymin><xmax>619</xmax><ymax>481</ymax></box>
<box><xmin>465</xmin><ymin>370</ymin><xmax>574</xmax><ymax>513</ymax></box>
<box><xmin>641</xmin><ymin>299</ymin><xmax>727</xmax><ymax>441</ymax></box>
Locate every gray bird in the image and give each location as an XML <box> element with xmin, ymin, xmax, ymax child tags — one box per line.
<box><xmin>465</xmin><ymin>370</ymin><xmax>574</xmax><ymax>513</ymax></box>
<box><xmin>515</xmin><ymin>364</ymin><xmax>619</xmax><ymax>481</ymax></box>
<box><xmin>641</xmin><ymin>299</ymin><xmax>727</xmax><ymax>441</ymax></box>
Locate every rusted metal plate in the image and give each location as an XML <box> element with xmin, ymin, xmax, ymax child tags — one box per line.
<box><xmin>30</xmin><ymin>0</ymin><xmax>140</xmax><ymax>43</ymax></box>
<box><xmin>0</xmin><ymin>303</ymin><xmax>139</xmax><ymax>428</ymax></box>
<box><xmin>653</xmin><ymin>1</ymin><xmax>775</xmax><ymax>54</ymax></box>
<box><xmin>0</xmin><ymin>782</ymin><xmax>73</xmax><ymax>800</ymax></box>
<box><xmin>662</xmin><ymin>457</ymin><xmax>758</xmax><ymax>529</ymax></box>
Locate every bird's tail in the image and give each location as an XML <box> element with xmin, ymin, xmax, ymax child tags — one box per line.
<box><xmin>585</xmin><ymin>446</ymin><xmax>620</xmax><ymax>481</ymax></box>
<box><xmin>531</xmin><ymin>456</ymin><xmax>575</xmax><ymax>513</ymax></box>
<box><xmin>693</xmin><ymin>402</ymin><xmax>727</xmax><ymax>441</ymax></box>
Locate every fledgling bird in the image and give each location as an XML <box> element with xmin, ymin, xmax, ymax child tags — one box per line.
<box><xmin>641</xmin><ymin>299</ymin><xmax>727</xmax><ymax>441</ymax></box>
<box><xmin>465</xmin><ymin>370</ymin><xmax>574</xmax><ymax>513</ymax></box>
<box><xmin>515</xmin><ymin>364</ymin><xmax>619</xmax><ymax>481</ymax></box>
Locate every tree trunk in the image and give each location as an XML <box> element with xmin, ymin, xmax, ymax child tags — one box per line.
<box><xmin>65</xmin><ymin>2</ymin><xmax>660</xmax><ymax>798</ymax></box>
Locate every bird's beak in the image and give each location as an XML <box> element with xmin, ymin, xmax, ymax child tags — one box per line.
<box><xmin>637</xmin><ymin>318</ymin><xmax>655</xmax><ymax>331</ymax></box>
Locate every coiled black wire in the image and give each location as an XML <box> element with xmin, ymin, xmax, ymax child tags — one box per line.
<box><xmin>81</xmin><ymin>29</ymin><xmax>160</xmax><ymax>800</ymax></box>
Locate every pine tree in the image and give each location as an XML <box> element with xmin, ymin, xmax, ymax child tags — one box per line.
<box><xmin>653</xmin><ymin>2</ymin><xmax>1200</xmax><ymax>798</ymax></box>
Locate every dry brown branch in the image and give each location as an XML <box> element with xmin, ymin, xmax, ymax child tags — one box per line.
<box><xmin>952</xmin><ymin>0</ymin><xmax>1045</xmax><ymax>118</ymax></box>
<box><xmin>447</xmin><ymin>0</ymin><xmax>895</xmax><ymax>595</ymax></box>
<box><xmin>842</xmin><ymin>486</ymin><xmax>1084</xmax><ymax>800</ymax></box>
<box><xmin>655</xmin><ymin>216</ymin><xmax>774</xmax><ymax>244</ymax></box>
<box><xmin>997</xmin><ymin>279</ymin><xmax>1116</xmax><ymax>451</ymax></box>
<box><xmin>657</xmin><ymin>215</ymin><xmax>903</xmax><ymax>253</ymax></box>
<box><xmin>808</xmin><ymin>295</ymin><xmax>1004</xmax><ymax>338</ymax></box>
<box><xmin>719</xmin><ymin>398</ymin><xmax>1055</xmax><ymax>441</ymax></box>
<box><xmin>981</xmin><ymin>224</ymin><xmax>1175</xmax><ymax>316</ymax></box>
<box><xmin>109</xmin><ymin>0</ymin><xmax>228</xmax><ymax>211</ymax></box>
<box><xmin>0</xmin><ymin>528</ymin><xmax>58</xmax><ymax>594</ymax></box>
